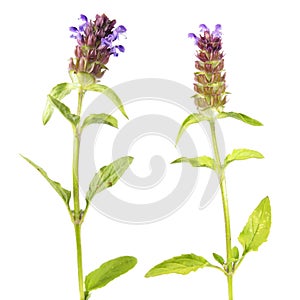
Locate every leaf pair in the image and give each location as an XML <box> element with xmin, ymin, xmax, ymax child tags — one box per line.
<box><xmin>43</xmin><ymin>72</ymin><xmax>128</xmax><ymax>126</ymax></box>
<box><xmin>145</xmin><ymin>197</ymin><xmax>271</xmax><ymax>277</ymax></box>
<box><xmin>172</xmin><ymin>148</ymin><xmax>264</xmax><ymax>171</ymax></box>
<box><xmin>21</xmin><ymin>156</ymin><xmax>133</xmax><ymax>208</ymax></box>
<box><xmin>176</xmin><ymin>111</ymin><xmax>263</xmax><ymax>145</ymax></box>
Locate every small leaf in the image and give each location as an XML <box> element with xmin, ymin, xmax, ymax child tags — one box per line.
<box><xmin>85</xmin><ymin>256</ymin><xmax>137</xmax><ymax>292</ymax></box>
<box><xmin>42</xmin><ymin>100</ymin><xmax>54</xmax><ymax>125</ymax></box>
<box><xmin>217</xmin><ymin>112</ymin><xmax>263</xmax><ymax>126</ymax></box>
<box><xmin>85</xmin><ymin>83</ymin><xmax>128</xmax><ymax>119</ymax></box>
<box><xmin>43</xmin><ymin>82</ymin><xmax>76</xmax><ymax>125</ymax></box>
<box><xmin>69</xmin><ymin>71</ymin><xmax>96</xmax><ymax>87</ymax></box>
<box><xmin>48</xmin><ymin>95</ymin><xmax>80</xmax><ymax>126</ymax></box>
<box><xmin>145</xmin><ymin>254</ymin><xmax>211</xmax><ymax>277</ymax></box>
<box><xmin>231</xmin><ymin>247</ymin><xmax>239</xmax><ymax>260</ymax></box>
<box><xmin>176</xmin><ymin>113</ymin><xmax>208</xmax><ymax>144</ymax></box>
<box><xmin>224</xmin><ymin>148</ymin><xmax>264</xmax><ymax>167</ymax></box>
<box><xmin>238</xmin><ymin>196</ymin><xmax>271</xmax><ymax>255</ymax></box>
<box><xmin>171</xmin><ymin>156</ymin><xmax>216</xmax><ymax>170</ymax></box>
<box><xmin>212</xmin><ymin>253</ymin><xmax>225</xmax><ymax>265</ymax></box>
<box><xmin>81</xmin><ymin>114</ymin><xmax>118</xmax><ymax>131</ymax></box>
<box><xmin>20</xmin><ymin>155</ymin><xmax>71</xmax><ymax>205</ymax></box>
<box><xmin>86</xmin><ymin>156</ymin><xmax>134</xmax><ymax>202</ymax></box>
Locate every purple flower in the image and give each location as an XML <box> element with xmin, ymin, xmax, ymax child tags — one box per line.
<box><xmin>212</xmin><ymin>24</ymin><xmax>222</xmax><ymax>38</ymax></box>
<box><xmin>101</xmin><ymin>25</ymin><xmax>127</xmax><ymax>56</ymax></box>
<box><xmin>199</xmin><ymin>24</ymin><xmax>208</xmax><ymax>32</ymax></box>
<box><xmin>190</xmin><ymin>24</ymin><xmax>227</xmax><ymax>110</ymax></box>
<box><xmin>69</xmin><ymin>14</ymin><xmax>89</xmax><ymax>39</ymax></box>
<box><xmin>69</xmin><ymin>14</ymin><xmax>127</xmax><ymax>80</ymax></box>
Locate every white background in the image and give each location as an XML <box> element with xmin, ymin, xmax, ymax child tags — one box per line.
<box><xmin>1</xmin><ymin>0</ymin><xmax>300</xmax><ymax>299</ymax></box>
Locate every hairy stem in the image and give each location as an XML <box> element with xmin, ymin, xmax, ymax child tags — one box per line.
<box><xmin>73</xmin><ymin>89</ymin><xmax>85</xmax><ymax>300</ymax></box>
<box><xmin>209</xmin><ymin>120</ymin><xmax>233</xmax><ymax>300</ymax></box>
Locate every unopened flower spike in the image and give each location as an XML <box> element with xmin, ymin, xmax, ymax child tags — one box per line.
<box><xmin>190</xmin><ymin>24</ymin><xmax>227</xmax><ymax>112</ymax></box>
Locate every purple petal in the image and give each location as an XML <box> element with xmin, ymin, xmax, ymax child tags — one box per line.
<box><xmin>111</xmin><ymin>31</ymin><xmax>119</xmax><ymax>41</ymax></box>
<box><xmin>110</xmin><ymin>47</ymin><xmax>119</xmax><ymax>56</ymax></box>
<box><xmin>215</xmin><ymin>24</ymin><xmax>222</xmax><ymax>31</ymax></box>
<box><xmin>79</xmin><ymin>14</ymin><xmax>88</xmax><ymax>22</ymax></box>
<box><xmin>101</xmin><ymin>37</ymin><xmax>112</xmax><ymax>47</ymax></box>
<box><xmin>69</xmin><ymin>26</ymin><xmax>79</xmax><ymax>33</ymax></box>
<box><xmin>115</xmin><ymin>25</ymin><xmax>127</xmax><ymax>33</ymax></box>
<box><xmin>188</xmin><ymin>33</ymin><xmax>197</xmax><ymax>39</ymax></box>
<box><xmin>116</xmin><ymin>45</ymin><xmax>125</xmax><ymax>52</ymax></box>
<box><xmin>199</xmin><ymin>24</ymin><xmax>208</xmax><ymax>32</ymax></box>
<box><xmin>79</xmin><ymin>23</ymin><xmax>87</xmax><ymax>32</ymax></box>
<box><xmin>212</xmin><ymin>24</ymin><xmax>222</xmax><ymax>37</ymax></box>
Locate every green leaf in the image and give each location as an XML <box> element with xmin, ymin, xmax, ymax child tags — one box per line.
<box><xmin>43</xmin><ymin>83</ymin><xmax>76</xmax><ymax>125</ymax></box>
<box><xmin>224</xmin><ymin>148</ymin><xmax>264</xmax><ymax>167</ymax></box>
<box><xmin>217</xmin><ymin>112</ymin><xmax>263</xmax><ymax>126</ymax></box>
<box><xmin>212</xmin><ymin>253</ymin><xmax>225</xmax><ymax>265</ymax></box>
<box><xmin>84</xmin><ymin>83</ymin><xmax>128</xmax><ymax>119</ymax></box>
<box><xmin>176</xmin><ymin>113</ymin><xmax>208</xmax><ymax>145</ymax></box>
<box><xmin>81</xmin><ymin>114</ymin><xmax>118</xmax><ymax>131</ymax></box>
<box><xmin>48</xmin><ymin>95</ymin><xmax>80</xmax><ymax>126</ymax></box>
<box><xmin>238</xmin><ymin>196</ymin><xmax>271</xmax><ymax>255</ymax></box>
<box><xmin>85</xmin><ymin>256</ymin><xmax>137</xmax><ymax>292</ymax></box>
<box><xmin>42</xmin><ymin>100</ymin><xmax>54</xmax><ymax>125</ymax></box>
<box><xmin>69</xmin><ymin>71</ymin><xmax>96</xmax><ymax>88</ymax></box>
<box><xmin>171</xmin><ymin>156</ymin><xmax>216</xmax><ymax>170</ymax></box>
<box><xmin>145</xmin><ymin>254</ymin><xmax>211</xmax><ymax>277</ymax></box>
<box><xmin>86</xmin><ymin>156</ymin><xmax>134</xmax><ymax>202</ymax></box>
<box><xmin>231</xmin><ymin>247</ymin><xmax>239</xmax><ymax>260</ymax></box>
<box><xmin>20</xmin><ymin>155</ymin><xmax>71</xmax><ymax>205</ymax></box>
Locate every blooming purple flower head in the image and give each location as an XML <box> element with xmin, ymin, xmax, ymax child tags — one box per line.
<box><xmin>69</xmin><ymin>14</ymin><xmax>127</xmax><ymax>80</ymax></box>
<box><xmin>189</xmin><ymin>24</ymin><xmax>227</xmax><ymax>111</ymax></box>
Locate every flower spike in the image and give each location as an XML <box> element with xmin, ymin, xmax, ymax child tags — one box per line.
<box><xmin>69</xmin><ymin>14</ymin><xmax>126</xmax><ymax>80</ymax></box>
<box><xmin>190</xmin><ymin>24</ymin><xmax>227</xmax><ymax>111</ymax></box>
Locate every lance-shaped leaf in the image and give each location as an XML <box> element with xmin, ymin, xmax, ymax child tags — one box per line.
<box><xmin>145</xmin><ymin>254</ymin><xmax>211</xmax><ymax>277</ymax></box>
<box><xmin>48</xmin><ymin>95</ymin><xmax>80</xmax><ymax>126</ymax></box>
<box><xmin>171</xmin><ymin>156</ymin><xmax>216</xmax><ymax>170</ymax></box>
<box><xmin>85</xmin><ymin>83</ymin><xmax>128</xmax><ymax>119</ymax></box>
<box><xmin>43</xmin><ymin>83</ymin><xmax>76</xmax><ymax>125</ymax></box>
<box><xmin>176</xmin><ymin>113</ymin><xmax>208</xmax><ymax>145</ymax></box>
<box><xmin>85</xmin><ymin>256</ymin><xmax>137</xmax><ymax>292</ymax></box>
<box><xmin>86</xmin><ymin>156</ymin><xmax>134</xmax><ymax>203</ymax></box>
<box><xmin>20</xmin><ymin>155</ymin><xmax>71</xmax><ymax>205</ymax></box>
<box><xmin>238</xmin><ymin>197</ymin><xmax>271</xmax><ymax>255</ymax></box>
<box><xmin>81</xmin><ymin>114</ymin><xmax>118</xmax><ymax>131</ymax></box>
<box><xmin>217</xmin><ymin>112</ymin><xmax>263</xmax><ymax>126</ymax></box>
<box><xmin>224</xmin><ymin>149</ymin><xmax>264</xmax><ymax>167</ymax></box>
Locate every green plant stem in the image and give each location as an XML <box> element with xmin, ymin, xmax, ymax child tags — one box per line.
<box><xmin>74</xmin><ymin>224</ymin><xmax>84</xmax><ymax>300</ymax></box>
<box><xmin>73</xmin><ymin>89</ymin><xmax>85</xmax><ymax>300</ymax></box>
<box><xmin>209</xmin><ymin>120</ymin><xmax>233</xmax><ymax>300</ymax></box>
